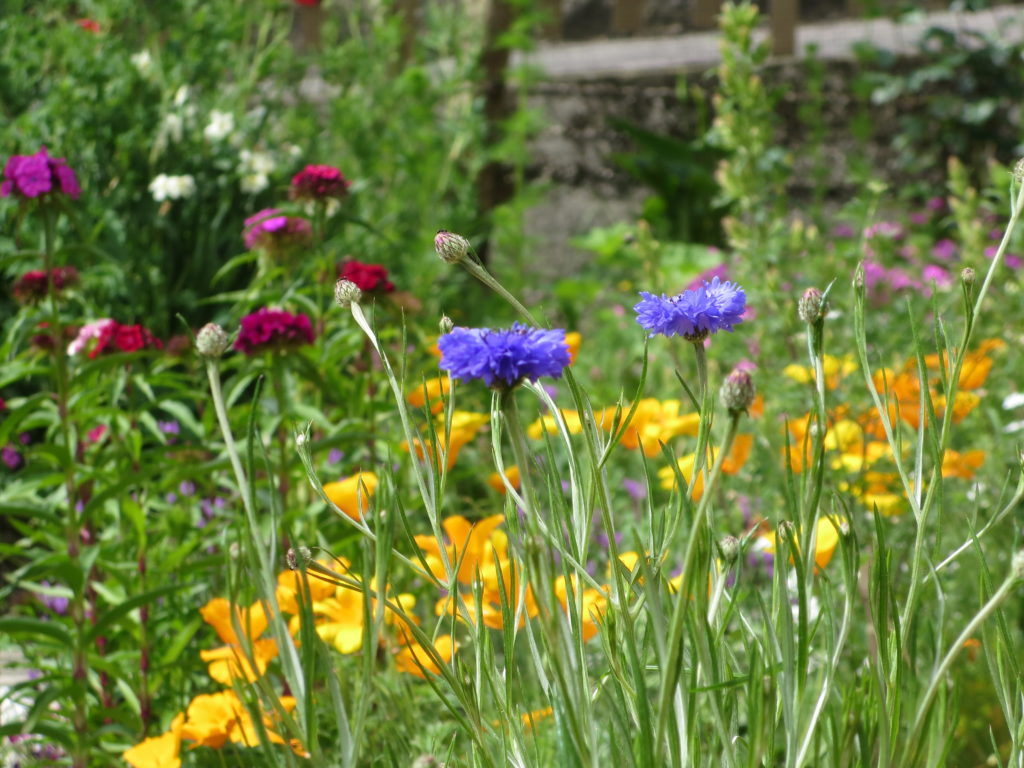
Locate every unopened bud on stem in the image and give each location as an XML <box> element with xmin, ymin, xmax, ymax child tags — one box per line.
<box><xmin>720</xmin><ymin>368</ymin><xmax>756</xmax><ymax>415</ymax></box>
<box><xmin>434</xmin><ymin>230</ymin><xmax>470</xmax><ymax>264</ymax></box>
<box><xmin>798</xmin><ymin>287</ymin><xmax>827</xmax><ymax>325</ymax></box>
<box><xmin>334</xmin><ymin>279</ymin><xmax>362</xmax><ymax>308</ymax></box>
<box><xmin>439</xmin><ymin>315</ymin><xmax>454</xmax><ymax>335</ymax></box>
<box><xmin>718</xmin><ymin>535</ymin><xmax>740</xmax><ymax>564</ymax></box>
<box><xmin>196</xmin><ymin>323</ymin><xmax>230</xmax><ymax>358</ymax></box>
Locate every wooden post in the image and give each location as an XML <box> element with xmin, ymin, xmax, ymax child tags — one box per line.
<box><xmin>691</xmin><ymin>0</ymin><xmax>720</xmax><ymax>29</ymax></box>
<box><xmin>293</xmin><ymin>2</ymin><xmax>323</xmax><ymax>52</ymax></box>
<box><xmin>475</xmin><ymin>0</ymin><xmax>517</xmax><ymax>262</ymax></box>
<box><xmin>397</xmin><ymin>0</ymin><xmax>418</xmax><ymax>62</ymax></box>
<box><xmin>770</xmin><ymin>0</ymin><xmax>796</xmax><ymax>56</ymax></box>
<box><xmin>540</xmin><ymin>0</ymin><xmax>563</xmax><ymax>39</ymax></box>
<box><xmin>611</xmin><ymin>0</ymin><xmax>645</xmax><ymax>35</ymax></box>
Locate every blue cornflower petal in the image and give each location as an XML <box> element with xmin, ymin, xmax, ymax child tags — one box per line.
<box><xmin>438</xmin><ymin>322</ymin><xmax>571</xmax><ymax>389</ymax></box>
<box><xmin>634</xmin><ymin>279</ymin><xmax>746</xmax><ymax>339</ymax></box>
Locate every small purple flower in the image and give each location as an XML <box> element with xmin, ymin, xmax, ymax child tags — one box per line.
<box><xmin>39</xmin><ymin>582</ymin><xmax>69</xmax><ymax>615</ymax></box>
<box><xmin>438</xmin><ymin>323</ymin><xmax>571</xmax><ymax>389</ymax></box>
<box><xmin>179</xmin><ymin>480</ymin><xmax>196</xmax><ymax>497</ymax></box>
<box><xmin>634</xmin><ymin>277</ymin><xmax>746</xmax><ymax>341</ymax></box>
<box><xmin>623</xmin><ymin>478</ymin><xmax>647</xmax><ymax>502</ymax></box>
<box><xmin>2</xmin><ymin>444</ymin><xmax>22</xmax><ymax>470</ymax></box>
<box><xmin>931</xmin><ymin>238</ymin><xmax>957</xmax><ymax>262</ymax></box>
<box><xmin>926</xmin><ymin>196</ymin><xmax>946</xmax><ymax>212</ymax></box>
<box><xmin>908</xmin><ymin>211</ymin><xmax>928</xmax><ymax>226</ymax></box>
<box><xmin>158</xmin><ymin>420</ymin><xmax>180</xmax><ymax>435</ymax></box>
<box><xmin>328</xmin><ymin>448</ymin><xmax>345</xmax><ymax>465</ymax></box>
<box><xmin>242</xmin><ymin>208</ymin><xmax>312</xmax><ymax>252</ymax></box>
<box><xmin>165</xmin><ymin>492</ymin><xmax>178</xmax><ymax>504</ymax></box>
<box><xmin>922</xmin><ymin>264</ymin><xmax>952</xmax><ymax>289</ymax></box>
<box><xmin>831</xmin><ymin>223</ymin><xmax>855</xmax><ymax>239</ymax></box>
<box><xmin>1</xmin><ymin>146</ymin><xmax>81</xmax><ymax>200</ymax></box>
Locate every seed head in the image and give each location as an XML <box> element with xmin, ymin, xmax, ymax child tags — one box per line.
<box><xmin>334</xmin><ymin>279</ymin><xmax>362</xmax><ymax>308</ymax></box>
<box><xmin>195</xmin><ymin>323</ymin><xmax>230</xmax><ymax>359</ymax></box>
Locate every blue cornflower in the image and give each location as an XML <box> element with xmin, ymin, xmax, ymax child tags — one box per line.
<box><xmin>438</xmin><ymin>322</ymin><xmax>571</xmax><ymax>389</ymax></box>
<box><xmin>634</xmin><ymin>277</ymin><xmax>746</xmax><ymax>340</ymax></box>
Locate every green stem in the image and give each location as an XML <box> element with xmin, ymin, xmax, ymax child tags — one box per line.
<box><xmin>655</xmin><ymin>411</ymin><xmax>740</xmax><ymax>761</ymax></box>
<box><xmin>901</xmin><ymin>566</ymin><xmax>1021</xmax><ymax>768</ymax></box>
<box><xmin>43</xmin><ymin>208</ymin><xmax>88</xmax><ymax>768</ymax></box>
<box><xmin>269</xmin><ymin>354</ymin><xmax>291</xmax><ymax>512</ymax></box>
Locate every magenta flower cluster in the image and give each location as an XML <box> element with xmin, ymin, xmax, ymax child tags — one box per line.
<box><xmin>242</xmin><ymin>209</ymin><xmax>312</xmax><ymax>252</ymax></box>
<box><xmin>2</xmin><ymin>146</ymin><xmax>80</xmax><ymax>200</ymax></box>
<box><xmin>234</xmin><ymin>308</ymin><xmax>315</xmax><ymax>355</ymax></box>
<box><xmin>289</xmin><ymin>164</ymin><xmax>350</xmax><ymax>201</ymax></box>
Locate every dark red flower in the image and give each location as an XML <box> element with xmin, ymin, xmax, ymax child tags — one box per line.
<box><xmin>31</xmin><ymin>322</ymin><xmax>79</xmax><ymax>351</ymax></box>
<box><xmin>12</xmin><ymin>266</ymin><xmax>79</xmax><ymax>304</ymax></box>
<box><xmin>337</xmin><ymin>260</ymin><xmax>395</xmax><ymax>293</ymax></box>
<box><xmin>294</xmin><ymin>0</ymin><xmax>320</xmax><ymax>5</ymax></box>
<box><xmin>290</xmin><ymin>164</ymin><xmax>349</xmax><ymax>202</ymax></box>
<box><xmin>234</xmin><ymin>308</ymin><xmax>315</xmax><ymax>356</ymax></box>
<box><xmin>76</xmin><ymin>18</ymin><xmax>101</xmax><ymax>33</ymax></box>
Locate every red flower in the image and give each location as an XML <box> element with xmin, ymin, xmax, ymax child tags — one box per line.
<box><xmin>337</xmin><ymin>260</ymin><xmax>395</xmax><ymax>293</ymax></box>
<box><xmin>294</xmin><ymin>0</ymin><xmax>320</xmax><ymax>5</ymax></box>
<box><xmin>290</xmin><ymin>164</ymin><xmax>350</xmax><ymax>202</ymax></box>
<box><xmin>234</xmin><ymin>308</ymin><xmax>315</xmax><ymax>356</ymax></box>
<box><xmin>76</xmin><ymin>18</ymin><xmax>102</xmax><ymax>34</ymax></box>
<box><xmin>90</xmin><ymin>322</ymin><xmax>163</xmax><ymax>358</ymax></box>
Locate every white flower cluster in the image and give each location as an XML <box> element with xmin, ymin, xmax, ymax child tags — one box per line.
<box><xmin>203</xmin><ymin>110</ymin><xmax>235</xmax><ymax>143</ymax></box>
<box><xmin>149</xmin><ymin>173</ymin><xmax>196</xmax><ymax>202</ymax></box>
<box><xmin>130</xmin><ymin>50</ymin><xmax>153</xmax><ymax>75</ymax></box>
<box><xmin>237</xmin><ymin>149</ymin><xmax>276</xmax><ymax>194</ymax></box>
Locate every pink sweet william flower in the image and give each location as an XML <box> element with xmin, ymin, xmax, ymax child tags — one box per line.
<box><xmin>290</xmin><ymin>164</ymin><xmax>349</xmax><ymax>201</ymax></box>
<box><xmin>234</xmin><ymin>308</ymin><xmax>315</xmax><ymax>355</ymax></box>
<box><xmin>68</xmin><ymin>319</ymin><xmax>116</xmax><ymax>356</ymax></box>
<box><xmin>242</xmin><ymin>208</ymin><xmax>312</xmax><ymax>252</ymax></box>
<box><xmin>1</xmin><ymin>147</ymin><xmax>81</xmax><ymax>201</ymax></box>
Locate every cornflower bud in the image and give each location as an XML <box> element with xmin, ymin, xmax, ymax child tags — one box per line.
<box><xmin>287</xmin><ymin>546</ymin><xmax>313</xmax><ymax>571</ymax></box>
<box><xmin>434</xmin><ymin>230</ymin><xmax>470</xmax><ymax>264</ymax></box>
<box><xmin>195</xmin><ymin>323</ymin><xmax>230</xmax><ymax>359</ymax></box>
<box><xmin>798</xmin><ymin>287</ymin><xmax>827</xmax><ymax>325</ymax></box>
<box><xmin>334</xmin><ymin>278</ymin><xmax>362</xmax><ymax>308</ymax></box>
<box><xmin>853</xmin><ymin>263</ymin><xmax>865</xmax><ymax>291</ymax></box>
<box><xmin>720</xmin><ymin>368</ymin><xmax>756</xmax><ymax>415</ymax></box>
<box><xmin>1014</xmin><ymin>158</ymin><xmax>1024</xmax><ymax>183</ymax></box>
<box><xmin>439</xmin><ymin>315</ymin><xmax>454</xmax><ymax>335</ymax></box>
<box><xmin>961</xmin><ymin>267</ymin><xmax>976</xmax><ymax>287</ymax></box>
<box><xmin>718</xmin><ymin>535</ymin><xmax>740</xmax><ymax>564</ymax></box>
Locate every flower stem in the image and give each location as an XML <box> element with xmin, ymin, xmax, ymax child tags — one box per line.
<box><xmin>42</xmin><ymin>208</ymin><xmax>88</xmax><ymax>768</ymax></box>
